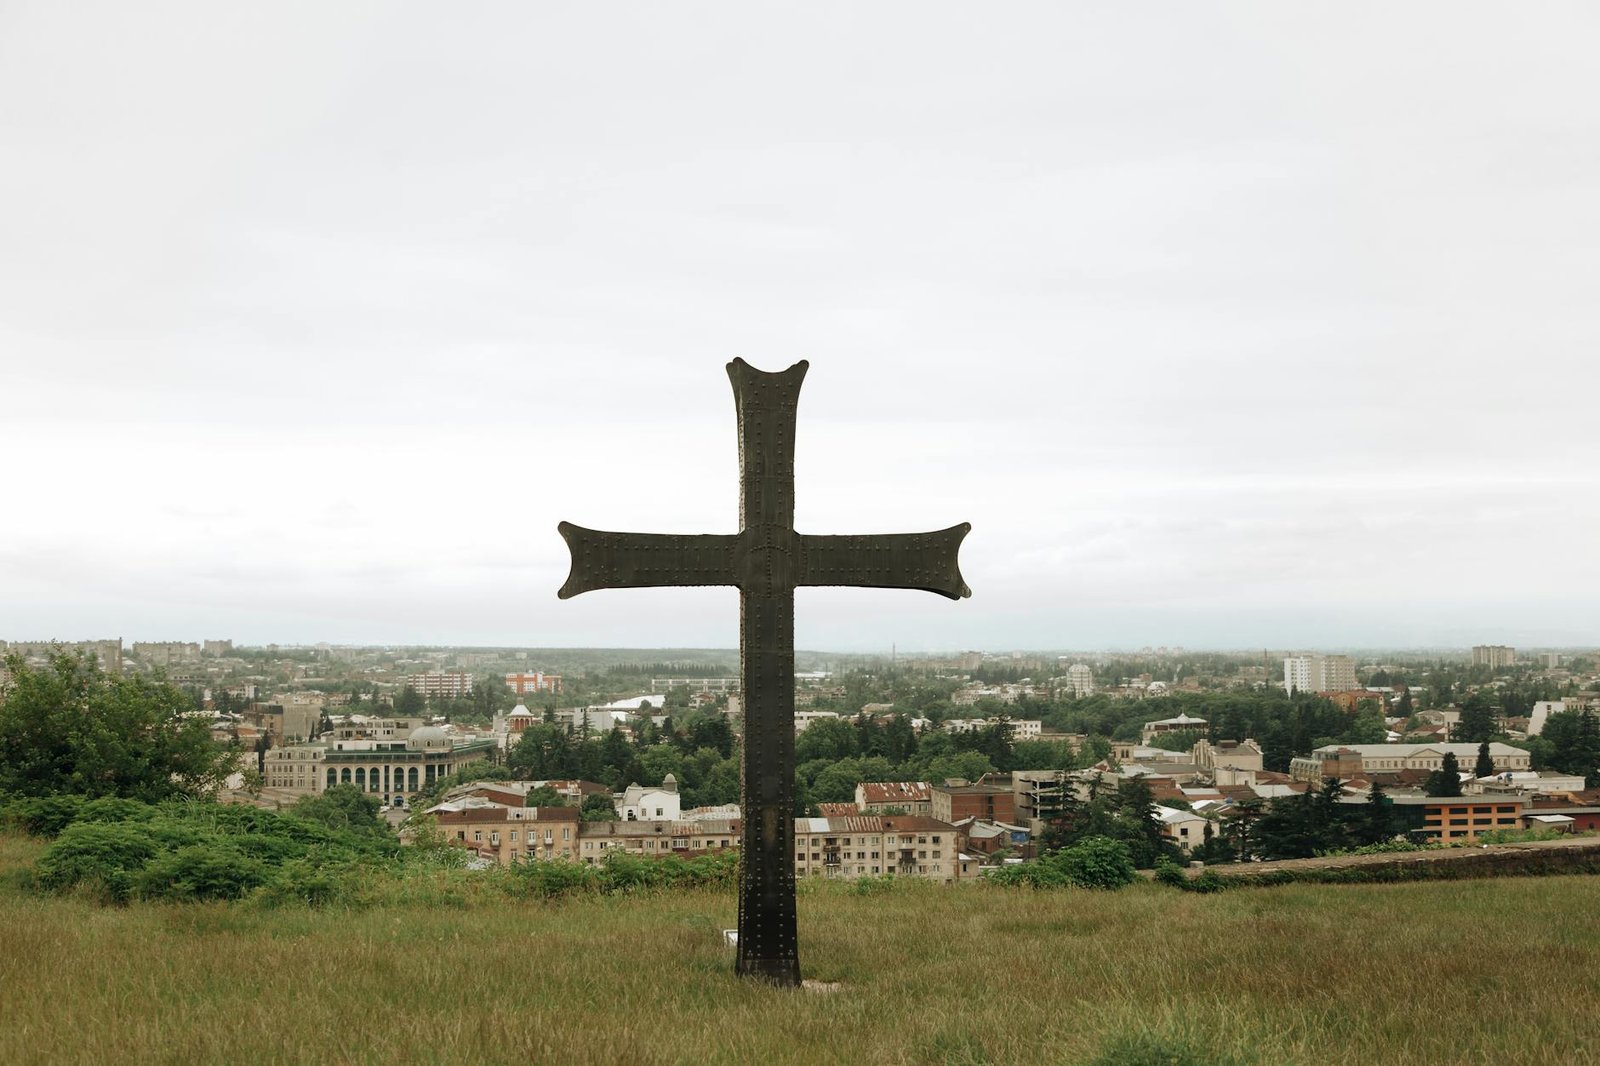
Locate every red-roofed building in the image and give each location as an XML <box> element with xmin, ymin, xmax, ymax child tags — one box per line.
<box><xmin>855</xmin><ymin>781</ymin><xmax>932</xmax><ymax>816</ymax></box>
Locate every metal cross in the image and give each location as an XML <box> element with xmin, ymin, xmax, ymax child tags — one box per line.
<box><xmin>558</xmin><ymin>358</ymin><xmax>970</xmax><ymax>986</ymax></box>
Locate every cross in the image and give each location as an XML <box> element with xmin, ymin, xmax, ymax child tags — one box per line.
<box><xmin>558</xmin><ymin>358</ymin><xmax>970</xmax><ymax>986</ymax></box>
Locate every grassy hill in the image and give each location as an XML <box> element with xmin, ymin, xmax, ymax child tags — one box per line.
<box><xmin>2</xmin><ymin>831</ymin><xmax>1596</xmax><ymax>1066</ymax></box>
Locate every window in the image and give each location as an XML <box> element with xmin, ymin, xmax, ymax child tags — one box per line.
<box><xmin>563</xmin><ymin>827</ymin><xmax>571</xmax><ymax>841</ymax></box>
<box><xmin>473</xmin><ymin>831</ymin><xmax>483</xmax><ymax>841</ymax></box>
<box><xmin>510</xmin><ymin>831</ymin><xmax>518</xmax><ymax>841</ymax></box>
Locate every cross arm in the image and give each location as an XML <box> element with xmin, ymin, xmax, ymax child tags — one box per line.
<box><xmin>556</xmin><ymin>522</ymin><xmax>741</xmax><ymax>599</ymax></box>
<box><xmin>797</xmin><ymin>523</ymin><xmax>972</xmax><ymax>600</ymax></box>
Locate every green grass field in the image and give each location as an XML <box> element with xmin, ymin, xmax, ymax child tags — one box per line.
<box><xmin>3</xmin><ymin>831</ymin><xmax>1599</xmax><ymax>1066</ymax></box>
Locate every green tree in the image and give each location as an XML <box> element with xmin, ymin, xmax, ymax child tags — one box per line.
<box><xmin>1356</xmin><ymin>779</ymin><xmax>1396</xmax><ymax>846</ymax></box>
<box><xmin>1456</xmin><ymin>693</ymin><xmax>1497</xmax><ymax>744</ymax></box>
<box><xmin>0</xmin><ymin>653</ymin><xmax>232</xmax><ymax>801</ymax></box>
<box><xmin>1474</xmin><ymin>741</ymin><xmax>1495</xmax><ymax>779</ymax></box>
<box><xmin>394</xmin><ymin>686</ymin><xmax>425</xmax><ymax>717</ymax></box>
<box><xmin>581</xmin><ymin>793</ymin><xmax>618</xmax><ymax>822</ymax></box>
<box><xmin>1424</xmin><ymin>751</ymin><xmax>1464</xmax><ymax>797</ymax></box>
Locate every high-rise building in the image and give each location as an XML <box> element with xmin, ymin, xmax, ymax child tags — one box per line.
<box><xmin>1283</xmin><ymin>654</ymin><xmax>1360</xmax><ymax>694</ymax></box>
<box><xmin>505</xmin><ymin>671</ymin><xmax>562</xmax><ymax>695</ymax></box>
<box><xmin>1064</xmin><ymin>663</ymin><xmax>1095</xmax><ymax>697</ymax></box>
<box><xmin>406</xmin><ymin>671</ymin><xmax>474</xmax><ymax>698</ymax></box>
<box><xmin>1472</xmin><ymin>645</ymin><xmax>1516</xmax><ymax>669</ymax></box>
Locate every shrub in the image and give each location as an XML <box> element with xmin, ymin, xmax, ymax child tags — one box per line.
<box><xmin>137</xmin><ymin>844</ymin><xmax>272</xmax><ymax>901</ymax></box>
<box><xmin>75</xmin><ymin>797</ymin><xmax>157</xmax><ymax>826</ymax></box>
<box><xmin>35</xmin><ymin>821</ymin><xmax>158</xmax><ymax>900</ymax></box>
<box><xmin>1049</xmin><ymin>837</ymin><xmax>1137</xmax><ymax>890</ymax></box>
<box><xmin>1183</xmin><ymin>870</ymin><xmax>1227</xmax><ymax>894</ymax></box>
<box><xmin>1154</xmin><ymin>859</ymin><xmax>1187</xmax><ymax>888</ymax></box>
<box><xmin>2</xmin><ymin>794</ymin><xmax>87</xmax><ymax>837</ymax></box>
<box><xmin>512</xmin><ymin>859</ymin><xmax>599</xmax><ymax>899</ymax></box>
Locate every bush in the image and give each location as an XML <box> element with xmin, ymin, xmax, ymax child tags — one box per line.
<box><xmin>1183</xmin><ymin>870</ymin><xmax>1227</xmax><ymax>894</ymax></box>
<box><xmin>2</xmin><ymin>794</ymin><xmax>87</xmax><ymax>837</ymax></box>
<box><xmin>1154</xmin><ymin>859</ymin><xmax>1187</xmax><ymax>888</ymax></box>
<box><xmin>1048</xmin><ymin>837</ymin><xmax>1137</xmax><ymax>890</ymax></box>
<box><xmin>137</xmin><ymin>844</ymin><xmax>272</xmax><ymax>901</ymax></box>
<box><xmin>36</xmin><ymin>822</ymin><xmax>158</xmax><ymax>901</ymax></box>
<box><xmin>512</xmin><ymin>859</ymin><xmax>600</xmax><ymax>899</ymax></box>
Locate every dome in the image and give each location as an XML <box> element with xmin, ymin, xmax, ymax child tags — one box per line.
<box><xmin>508</xmin><ymin>704</ymin><xmax>533</xmax><ymax>717</ymax></box>
<box><xmin>662</xmin><ymin>772</ymin><xmax>678</xmax><ymax>792</ymax></box>
<box><xmin>407</xmin><ymin>725</ymin><xmax>450</xmax><ymax>750</ymax></box>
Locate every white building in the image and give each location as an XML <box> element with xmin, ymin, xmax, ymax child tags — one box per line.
<box><xmin>1156</xmin><ymin>806</ymin><xmax>1210</xmax><ymax>852</ymax></box>
<box><xmin>1283</xmin><ymin>654</ymin><xmax>1360</xmax><ymax>693</ymax></box>
<box><xmin>1064</xmin><ymin>663</ymin><xmax>1095</xmax><ymax>697</ymax></box>
<box><xmin>1526</xmin><ymin>701</ymin><xmax>1565</xmax><ymax>737</ymax></box>
<box><xmin>615</xmin><ymin>774</ymin><xmax>682</xmax><ymax>821</ymax></box>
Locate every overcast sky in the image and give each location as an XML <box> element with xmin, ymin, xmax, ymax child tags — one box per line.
<box><xmin>2</xmin><ymin>4</ymin><xmax>1596</xmax><ymax>653</ymax></box>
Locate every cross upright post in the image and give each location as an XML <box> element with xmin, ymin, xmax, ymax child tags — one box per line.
<box><xmin>559</xmin><ymin>358</ymin><xmax>969</xmax><ymax>986</ymax></box>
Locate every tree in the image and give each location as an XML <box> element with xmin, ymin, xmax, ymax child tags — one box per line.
<box><xmin>1474</xmin><ymin>741</ymin><xmax>1495</xmax><ymax>779</ymax></box>
<box><xmin>394</xmin><ymin>686</ymin><xmax>425</xmax><ymax>718</ymax></box>
<box><xmin>1424</xmin><ymin>752</ymin><xmax>1464</xmax><ymax>797</ymax></box>
<box><xmin>0</xmin><ymin>653</ymin><xmax>233</xmax><ymax>801</ymax></box>
<box><xmin>581</xmin><ymin>793</ymin><xmax>618</xmax><ymax>822</ymax></box>
<box><xmin>1356</xmin><ymin>779</ymin><xmax>1396</xmax><ymax>846</ymax></box>
<box><xmin>1456</xmin><ymin>693</ymin><xmax>1497</xmax><ymax>744</ymax></box>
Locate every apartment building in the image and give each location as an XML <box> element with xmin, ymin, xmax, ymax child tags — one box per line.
<box><xmin>434</xmin><ymin>805</ymin><xmax>582</xmax><ymax>864</ymax></box>
<box><xmin>793</xmin><ymin>815</ymin><xmax>965</xmax><ymax>883</ymax></box>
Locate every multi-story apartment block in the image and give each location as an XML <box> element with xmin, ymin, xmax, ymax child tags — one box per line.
<box><xmin>505</xmin><ymin>671</ymin><xmax>562</xmax><ymax>695</ymax></box>
<box><xmin>407</xmin><ymin>671</ymin><xmax>474</xmax><ymax>698</ymax></box>
<box><xmin>1283</xmin><ymin>654</ymin><xmax>1360</xmax><ymax>693</ymax></box>
<box><xmin>434</xmin><ymin>805</ymin><xmax>582</xmax><ymax>864</ymax></box>
<box><xmin>132</xmin><ymin>641</ymin><xmax>201</xmax><ymax>668</ymax></box>
<box><xmin>203</xmin><ymin>639</ymin><xmax>234</xmax><ymax>656</ymax></box>
<box><xmin>855</xmin><ymin>781</ymin><xmax>932</xmax><ymax>816</ymax></box>
<box><xmin>575</xmin><ymin>817</ymin><xmax>741</xmax><ymax>864</ymax></box>
<box><xmin>1063</xmin><ymin>663</ymin><xmax>1095</xmax><ymax>697</ymax></box>
<box><xmin>1472</xmin><ymin>645</ymin><xmax>1516</xmax><ymax>669</ymax></box>
<box><xmin>793</xmin><ymin>815</ymin><xmax>966</xmax><ymax>882</ymax></box>
<box><xmin>650</xmin><ymin>677</ymin><xmax>738</xmax><ymax>694</ymax></box>
<box><xmin>931</xmin><ymin>775</ymin><xmax>1016</xmax><ymax>824</ymax></box>
<box><xmin>1</xmin><ymin>638</ymin><xmax>123</xmax><ymax>674</ymax></box>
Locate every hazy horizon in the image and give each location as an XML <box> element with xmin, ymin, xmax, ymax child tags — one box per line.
<box><xmin>3</xmin><ymin>5</ymin><xmax>1597</xmax><ymax>651</ymax></box>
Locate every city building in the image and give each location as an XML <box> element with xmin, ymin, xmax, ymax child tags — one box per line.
<box><xmin>945</xmin><ymin>718</ymin><xmax>1043</xmax><ymax>738</ymax></box>
<box><xmin>1282</xmin><ymin>654</ymin><xmax>1360</xmax><ymax>694</ymax></box>
<box><xmin>203</xmin><ymin>639</ymin><xmax>234</xmax><ymax>656</ymax></box>
<box><xmin>1140</xmin><ymin>713</ymin><xmax>1208</xmax><ymax>744</ymax></box>
<box><xmin>575</xmin><ymin>817</ymin><xmax>740</xmax><ymax>864</ymax></box>
<box><xmin>793</xmin><ymin>815</ymin><xmax>966</xmax><ymax>882</ymax></box>
<box><xmin>1156</xmin><ymin>805</ymin><xmax>1210</xmax><ymax>851</ymax></box>
<box><xmin>1472</xmin><ymin>645</ymin><xmax>1517</xmax><ymax>669</ymax></box>
<box><xmin>1</xmin><ymin>638</ymin><xmax>123</xmax><ymax>674</ymax></box>
<box><xmin>1289</xmin><ymin>742</ymin><xmax>1531</xmax><ymax>783</ymax></box>
<box><xmin>931</xmin><ymin>775</ymin><xmax>1016</xmax><ymax>824</ymax></box>
<box><xmin>616</xmin><ymin>775</ymin><xmax>681</xmax><ymax>821</ymax></box>
<box><xmin>855</xmin><ymin>781</ymin><xmax>932</xmax><ymax>816</ymax></box>
<box><xmin>262</xmin><ymin>723</ymin><xmax>493</xmax><ymax>804</ymax></box>
<box><xmin>1191</xmin><ymin>738</ymin><xmax>1265</xmax><ymax>774</ymax></box>
<box><xmin>505</xmin><ymin>671</ymin><xmax>562</xmax><ymax>695</ymax></box>
<box><xmin>131</xmin><ymin>641</ymin><xmax>201</xmax><ymax>668</ymax></box>
<box><xmin>406</xmin><ymin>671</ymin><xmax>474</xmax><ymax>698</ymax></box>
<box><xmin>1064</xmin><ymin>663</ymin><xmax>1095</xmax><ymax>697</ymax></box>
<box><xmin>433</xmin><ymin>805</ymin><xmax>582</xmax><ymax>864</ymax></box>
<box><xmin>650</xmin><ymin>677</ymin><xmax>738</xmax><ymax>694</ymax></box>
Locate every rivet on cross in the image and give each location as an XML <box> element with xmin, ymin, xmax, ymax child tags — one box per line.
<box><xmin>558</xmin><ymin>358</ymin><xmax>970</xmax><ymax>987</ymax></box>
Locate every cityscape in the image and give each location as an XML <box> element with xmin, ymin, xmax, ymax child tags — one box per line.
<box><xmin>5</xmin><ymin>636</ymin><xmax>1595</xmax><ymax>874</ymax></box>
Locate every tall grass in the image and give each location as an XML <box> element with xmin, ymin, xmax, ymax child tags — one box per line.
<box><xmin>2</xmin><ymin>830</ymin><xmax>1598</xmax><ymax>1065</ymax></box>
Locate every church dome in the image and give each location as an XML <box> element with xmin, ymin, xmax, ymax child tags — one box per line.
<box><xmin>662</xmin><ymin>772</ymin><xmax>678</xmax><ymax>792</ymax></box>
<box><xmin>407</xmin><ymin>725</ymin><xmax>450</xmax><ymax>750</ymax></box>
<box><xmin>508</xmin><ymin>704</ymin><xmax>533</xmax><ymax>717</ymax></box>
